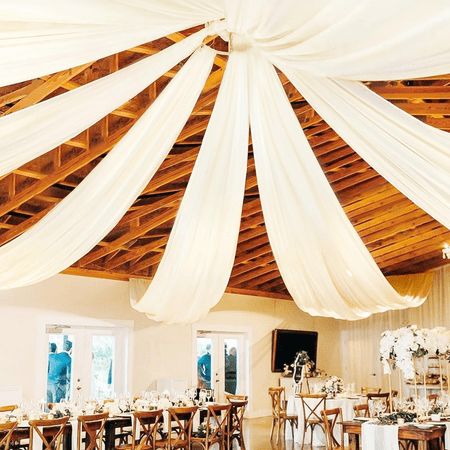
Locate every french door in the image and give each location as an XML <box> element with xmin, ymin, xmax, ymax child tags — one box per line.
<box><xmin>45</xmin><ymin>325</ymin><xmax>128</xmax><ymax>403</ymax></box>
<box><xmin>195</xmin><ymin>331</ymin><xmax>247</xmax><ymax>402</ymax></box>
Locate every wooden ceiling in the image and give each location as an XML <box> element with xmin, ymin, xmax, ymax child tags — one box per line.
<box><xmin>0</xmin><ymin>27</ymin><xmax>448</xmax><ymax>300</ymax></box>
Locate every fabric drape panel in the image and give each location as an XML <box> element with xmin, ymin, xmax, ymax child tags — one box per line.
<box><xmin>248</xmin><ymin>49</ymin><xmax>424</xmax><ymax>320</ymax></box>
<box><xmin>0</xmin><ymin>47</ymin><xmax>215</xmax><ymax>289</ymax></box>
<box><xmin>388</xmin><ymin>273</ymin><xmax>435</xmax><ymax>304</ymax></box>
<box><xmin>0</xmin><ymin>29</ymin><xmax>207</xmax><ymax>177</ymax></box>
<box><xmin>133</xmin><ymin>51</ymin><xmax>249</xmax><ymax>323</ymax></box>
<box><xmin>225</xmin><ymin>0</ymin><xmax>450</xmax><ymax>80</ymax></box>
<box><xmin>340</xmin><ymin>267</ymin><xmax>448</xmax><ymax>390</ymax></box>
<box><xmin>0</xmin><ymin>0</ymin><xmax>224</xmax><ymax>86</ymax></box>
<box><xmin>283</xmin><ymin>70</ymin><xmax>450</xmax><ymax>228</ymax></box>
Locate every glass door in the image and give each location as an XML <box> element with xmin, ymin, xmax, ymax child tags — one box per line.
<box><xmin>45</xmin><ymin>325</ymin><xmax>128</xmax><ymax>403</ymax></box>
<box><xmin>195</xmin><ymin>331</ymin><xmax>247</xmax><ymax>402</ymax></box>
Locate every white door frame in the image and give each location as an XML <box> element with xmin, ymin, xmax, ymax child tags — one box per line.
<box><xmin>39</xmin><ymin>320</ymin><xmax>132</xmax><ymax>402</ymax></box>
<box><xmin>191</xmin><ymin>324</ymin><xmax>250</xmax><ymax>404</ymax></box>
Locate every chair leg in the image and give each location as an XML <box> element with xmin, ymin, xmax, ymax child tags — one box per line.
<box><xmin>300</xmin><ymin>424</ymin><xmax>307</xmax><ymax>450</ymax></box>
<box><xmin>270</xmin><ymin>418</ymin><xmax>275</xmax><ymax>440</ymax></box>
<box><xmin>276</xmin><ymin>418</ymin><xmax>281</xmax><ymax>444</ymax></box>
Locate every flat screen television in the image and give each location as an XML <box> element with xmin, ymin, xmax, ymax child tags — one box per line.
<box><xmin>271</xmin><ymin>329</ymin><xmax>318</xmax><ymax>372</ymax></box>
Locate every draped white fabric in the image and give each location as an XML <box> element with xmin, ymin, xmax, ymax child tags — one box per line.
<box><xmin>225</xmin><ymin>0</ymin><xmax>450</xmax><ymax>80</ymax></box>
<box><xmin>283</xmin><ymin>69</ymin><xmax>450</xmax><ymax>228</ymax></box>
<box><xmin>247</xmin><ymin>49</ymin><xmax>424</xmax><ymax>320</ymax></box>
<box><xmin>0</xmin><ymin>29</ymin><xmax>207</xmax><ymax>178</ymax></box>
<box><xmin>133</xmin><ymin>51</ymin><xmax>249</xmax><ymax>323</ymax></box>
<box><xmin>0</xmin><ymin>47</ymin><xmax>215</xmax><ymax>289</ymax></box>
<box><xmin>0</xmin><ymin>0</ymin><xmax>224</xmax><ymax>86</ymax></box>
<box><xmin>340</xmin><ymin>267</ymin><xmax>447</xmax><ymax>391</ymax></box>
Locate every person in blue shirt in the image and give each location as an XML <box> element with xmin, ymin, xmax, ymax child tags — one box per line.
<box><xmin>197</xmin><ymin>344</ymin><xmax>212</xmax><ymax>389</ymax></box>
<box><xmin>47</xmin><ymin>340</ymin><xmax>72</xmax><ymax>402</ymax></box>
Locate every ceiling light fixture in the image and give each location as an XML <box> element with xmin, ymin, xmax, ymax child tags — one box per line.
<box><xmin>443</xmin><ymin>243</ymin><xmax>450</xmax><ymax>260</ymax></box>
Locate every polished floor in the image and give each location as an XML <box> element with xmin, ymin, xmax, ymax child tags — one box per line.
<box><xmin>241</xmin><ymin>416</ymin><xmax>327</xmax><ymax>450</ymax></box>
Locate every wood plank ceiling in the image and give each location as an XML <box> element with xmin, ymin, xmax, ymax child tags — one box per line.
<box><xmin>0</xmin><ymin>27</ymin><xmax>448</xmax><ymax>300</ymax></box>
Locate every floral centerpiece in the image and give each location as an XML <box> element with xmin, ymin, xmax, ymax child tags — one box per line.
<box><xmin>321</xmin><ymin>376</ymin><xmax>343</xmax><ymax>397</ymax></box>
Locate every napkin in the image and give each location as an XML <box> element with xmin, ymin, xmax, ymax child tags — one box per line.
<box><xmin>362</xmin><ymin>421</ymin><xmax>399</xmax><ymax>450</ymax></box>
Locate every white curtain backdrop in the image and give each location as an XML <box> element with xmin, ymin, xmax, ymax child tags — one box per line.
<box><xmin>0</xmin><ymin>46</ymin><xmax>215</xmax><ymax>289</ymax></box>
<box><xmin>0</xmin><ymin>29</ymin><xmax>208</xmax><ymax>177</ymax></box>
<box><xmin>0</xmin><ymin>0</ymin><xmax>224</xmax><ymax>86</ymax></box>
<box><xmin>340</xmin><ymin>268</ymin><xmax>446</xmax><ymax>390</ymax></box>
<box><xmin>284</xmin><ymin>69</ymin><xmax>450</xmax><ymax>228</ymax></box>
<box><xmin>133</xmin><ymin>50</ymin><xmax>249</xmax><ymax>323</ymax></box>
<box><xmin>248</xmin><ymin>48</ymin><xmax>424</xmax><ymax>320</ymax></box>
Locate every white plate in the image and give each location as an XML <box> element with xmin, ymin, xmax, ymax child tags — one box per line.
<box><xmin>354</xmin><ymin>417</ymin><xmax>371</xmax><ymax>422</ymax></box>
<box><xmin>412</xmin><ymin>423</ymin><xmax>434</xmax><ymax>429</ymax></box>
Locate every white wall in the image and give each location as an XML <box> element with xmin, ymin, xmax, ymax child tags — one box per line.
<box><xmin>0</xmin><ymin>274</ymin><xmax>342</xmax><ymax>417</ymax></box>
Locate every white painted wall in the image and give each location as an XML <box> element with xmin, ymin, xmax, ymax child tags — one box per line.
<box><xmin>0</xmin><ymin>274</ymin><xmax>342</xmax><ymax>417</ymax></box>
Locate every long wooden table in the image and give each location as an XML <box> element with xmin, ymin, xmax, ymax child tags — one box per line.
<box><xmin>343</xmin><ymin>420</ymin><xmax>446</xmax><ymax>450</ymax></box>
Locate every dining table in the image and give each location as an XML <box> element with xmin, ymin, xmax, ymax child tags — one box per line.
<box><xmin>343</xmin><ymin>420</ymin><xmax>447</xmax><ymax>450</ymax></box>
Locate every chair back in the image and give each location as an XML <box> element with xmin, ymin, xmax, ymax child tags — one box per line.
<box><xmin>133</xmin><ymin>410</ymin><xmax>164</xmax><ymax>450</ymax></box>
<box><xmin>77</xmin><ymin>412</ymin><xmax>109</xmax><ymax>450</ymax></box>
<box><xmin>0</xmin><ymin>405</ymin><xmax>17</xmax><ymax>414</ymax></box>
<box><xmin>203</xmin><ymin>404</ymin><xmax>231</xmax><ymax>443</ymax></box>
<box><xmin>353</xmin><ymin>403</ymin><xmax>369</xmax><ymax>418</ymax></box>
<box><xmin>321</xmin><ymin>408</ymin><xmax>344</xmax><ymax>450</ymax></box>
<box><xmin>167</xmin><ymin>406</ymin><xmax>197</xmax><ymax>448</ymax></box>
<box><xmin>225</xmin><ymin>394</ymin><xmax>248</xmax><ymax>402</ymax></box>
<box><xmin>428</xmin><ymin>393</ymin><xmax>439</xmax><ymax>403</ymax></box>
<box><xmin>297</xmin><ymin>393</ymin><xmax>327</xmax><ymax>424</ymax></box>
<box><xmin>29</xmin><ymin>416</ymin><xmax>69</xmax><ymax>450</ymax></box>
<box><xmin>0</xmin><ymin>421</ymin><xmax>18</xmax><ymax>450</ymax></box>
<box><xmin>268</xmin><ymin>387</ymin><xmax>285</xmax><ymax>418</ymax></box>
<box><xmin>367</xmin><ymin>392</ymin><xmax>390</xmax><ymax>415</ymax></box>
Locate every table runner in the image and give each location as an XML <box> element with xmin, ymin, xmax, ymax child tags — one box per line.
<box><xmin>362</xmin><ymin>422</ymin><xmax>399</xmax><ymax>450</ymax></box>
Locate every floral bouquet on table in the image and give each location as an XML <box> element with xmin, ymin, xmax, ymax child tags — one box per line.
<box><xmin>321</xmin><ymin>376</ymin><xmax>344</xmax><ymax>397</ymax></box>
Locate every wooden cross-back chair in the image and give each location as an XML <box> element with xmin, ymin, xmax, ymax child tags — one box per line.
<box><xmin>268</xmin><ymin>387</ymin><xmax>298</xmax><ymax>443</ymax></box>
<box><xmin>367</xmin><ymin>392</ymin><xmax>390</xmax><ymax>415</ymax></box>
<box><xmin>0</xmin><ymin>405</ymin><xmax>18</xmax><ymax>414</ymax></box>
<box><xmin>0</xmin><ymin>421</ymin><xmax>18</xmax><ymax>450</ymax></box>
<box><xmin>297</xmin><ymin>393</ymin><xmax>327</xmax><ymax>450</ymax></box>
<box><xmin>28</xmin><ymin>416</ymin><xmax>69</xmax><ymax>450</ymax></box>
<box><xmin>353</xmin><ymin>403</ymin><xmax>370</xmax><ymax>418</ymax></box>
<box><xmin>156</xmin><ymin>406</ymin><xmax>197</xmax><ymax>450</ymax></box>
<box><xmin>225</xmin><ymin>399</ymin><xmax>247</xmax><ymax>450</ymax></box>
<box><xmin>117</xmin><ymin>409</ymin><xmax>164</xmax><ymax>450</ymax></box>
<box><xmin>321</xmin><ymin>408</ymin><xmax>344</xmax><ymax>450</ymax></box>
<box><xmin>192</xmin><ymin>404</ymin><xmax>231</xmax><ymax>450</ymax></box>
<box><xmin>361</xmin><ymin>387</ymin><xmax>381</xmax><ymax>395</ymax></box>
<box><xmin>224</xmin><ymin>394</ymin><xmax>248</xmax><ymax>402</ymax></box>
<box><xmin>77</xmin><ymin>412</ymin><xmax>109</xmax><ymax>450</ymax></box>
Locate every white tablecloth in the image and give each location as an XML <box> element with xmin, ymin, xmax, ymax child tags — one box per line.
<box><xmin>289</xmin><ymin>395</ymin><xmax>365</xmax><ymax>445</ymax></box>
<box><xmin>362</xmin><ymin>422</ymin><xmax>399</xmax><ymax>450</ymax></box>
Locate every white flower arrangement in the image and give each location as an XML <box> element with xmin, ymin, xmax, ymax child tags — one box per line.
<box><xmin>380</xmin><ymin>325</ymin><xmax>450</xmax><ymax>380</ymax></box>
<box><xmin>321</xmin><ymin>376</ymin><xmax>343</xmax><ymax>396</ymax></box>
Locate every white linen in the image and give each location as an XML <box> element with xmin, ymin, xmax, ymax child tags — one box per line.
<box><xmin>283</xmin><ymin>69</ymin><xmax>450</xmax><ymax>228</ymax></box>
<box><xmin>361</xmin><ymin>422</ymin><xmax>399</xmax><ymax>450</ymax></box>
<box><xmin>133</xmin><ymin>50</ymin><xmax>249</xmax><ymax>323</ymax></box>
<box><xmin>0</xmin><ymin>29</ymin><xmax>207</xmax><ymax>177</ymax></box>
<box><xmin>0</xmin><ymin>0</ymin><xmax>224</xmax><ymax>86</ymax></box>
<box><xmin>225</xmin><ymin>0</ymin><xmax>450</xmax><ymax>80</ymax></box>
<box><xmin>0</xmin><ymin>46</ymin><xmax>215</xmax><ymax>289</ymax></box>
<box><xmin>247</xmin><ymin>49</ymin><xmax>423</xmax><ymax>320</ymax></box>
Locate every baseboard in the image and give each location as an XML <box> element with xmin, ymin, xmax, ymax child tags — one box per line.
<box><xmin>246</xmin><ymin>408</ymin><xmax>272</xmax><ymax>418</ymax></box>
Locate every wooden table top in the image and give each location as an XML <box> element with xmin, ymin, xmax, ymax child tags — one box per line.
<box><xmin>343</xmin><ymin>420</ymin><xmax>447</xmax><ymax>441</ymax></box>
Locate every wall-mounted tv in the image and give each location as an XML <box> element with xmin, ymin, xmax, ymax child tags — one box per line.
<box><xmin>271</xmin><ymin>329</ymin><xmax>318</xmax><ymax>372</ymax></box>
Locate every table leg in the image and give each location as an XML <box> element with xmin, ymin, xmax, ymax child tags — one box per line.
<box><xmin>104</xmin><ymin>421</ymin><xmax>115</xmax><ymax>450</ymax></box>
<box><xmin>417</xmin><ymin>440</ymin><xmax>426</xmax><ymax>450</ymax></box>
<box><xmin>348</xmin><ymin>433</ymin><xmax>359</xmax><ymax>450</ymax></box>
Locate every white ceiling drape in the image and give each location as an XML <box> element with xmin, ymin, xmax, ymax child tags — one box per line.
<box><xmin>0</xmin><ymin>29</ymin><xmax>208</xmax><ymax>177</ymax></box>
<box><xmin>0</xmin><ymin>0</ymin><xmax>224</xmax><ymax>86</ymax></box>
<box><xmin>248</xmin><ymin>49</ymin><xmax>424</xmax><ymax>320</ymax></box>
<box><xmin>132</xmin><ymin>50</ymin><xmax>249</xmax><ymax>323</ymax></box>
<box><xmin>284</xmin><ymin>69</ymin><xmax>450</xmax><ymax>229</ymax></box>
<box><xmin>0</xmin><ymin>46</ymin><xmax>215</xmax><ymax>288</ymax></box>
<box><xmin>0</xmin><ymin>1</ymin><xmax>448</xmax><ymax>322</ymax></box>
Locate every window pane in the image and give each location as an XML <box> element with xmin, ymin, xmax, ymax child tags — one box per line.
<box><xmin>196</xmin><ymin>337</ymin><xmax>212</xmax><ymax>389</ymax></box>
<box><xmin>224</xmin><ymin>338</ymin><xmax>238</xmax><ymax>395</ymax></box>
<box><xmin>91</xmin><ymin>335</ymin><xmax>115</xmax><ymax>400</ymax></box>
<box><xmin>47</xmin><ymin>334</ymin><xmax>73</xmax><ymax>403</ymax></box>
